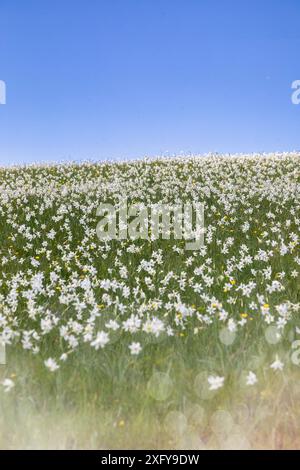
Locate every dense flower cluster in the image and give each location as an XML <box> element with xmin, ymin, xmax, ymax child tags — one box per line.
<box><xmin>0</xmin><ymin>153</ymin><xmax>299</xmax><ymax>377</ymax></box>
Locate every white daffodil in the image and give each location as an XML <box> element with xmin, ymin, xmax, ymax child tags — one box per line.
<box><xmin>1</xmin><ymin>378</ymin><xmax>15</xmax><ymax>393</ymax></box>
<box><xmin>270</xmin><ymin>356</ymin><xmax>284</xmax><ymax>371</ymax></box>
<box><xmin>208</xmin><ymin>375</ymin><xmax>224</xmax><ymax>391</ymax></box>
<box><xmin>44</xmin><ymin>358</ymin><xmax>60</xmax><ymax>372</ymax></box>
<box><xmin>129</xmin><ymin>342</ymin><xmax>142</xmax><ymax>355</ymax></box>
<box><xmin>246</xmin><ymin>371</ymin><xmax>258</xmax><ymax>386</ymax></box>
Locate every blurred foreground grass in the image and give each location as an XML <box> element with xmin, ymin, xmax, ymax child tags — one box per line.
<box><xmin>1</xmin><ymin>325</ymin><xmax>300</xmax><ymax>449</ymax></box>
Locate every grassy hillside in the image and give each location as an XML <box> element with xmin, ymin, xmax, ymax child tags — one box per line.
<box><xmin>0</xmin><ymin>153</ymin><xmax>300</xmax><ymax>449</ymax></box>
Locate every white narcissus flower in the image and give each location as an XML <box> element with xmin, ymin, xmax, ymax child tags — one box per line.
<box><xmin>105</xmin><ymin>320</ymin><xmax>120</xmax><ymax>331</ymax></box>
<box><xmin>60</xmin><ymin>353</ymin><xmax>68</xmax><ymax>361</ymax></box>
<box><xmin>246</xmin><ymin>371</ymin><xmax>258</xmax><ymax>386</ymax></box>
<box><xmin>270</xmin><ymin>356</ymin><xmax>284</xmax><ymax>371</ymax></box>
<box><xmin>91</xmin><ymin>331</ymin><xmax>109</xmax><ymax>350</ymax></box>
<box><xmin>208</xmin><ymin>375</ymin><xmax>224</xmax><ymax>391</ymax></box>
<box><xmin>44</xmin><ymin>358</ymin><xmax>60</xmax><ymax>372</ymax></box>
<box><xmin>129</xmin><ymin>342</ymin><xmax>142</xmax><ymax>355</ymax></box>
<box><xmin>1</xmin><ymin>378</ymin><xmax>15</xmax><ymax>393</ymax></box>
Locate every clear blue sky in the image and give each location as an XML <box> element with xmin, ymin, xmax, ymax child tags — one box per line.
<box><xmin>0</xmin><ymin>0</ymin><xmax>300</xmax><ymax>165</ymax></box>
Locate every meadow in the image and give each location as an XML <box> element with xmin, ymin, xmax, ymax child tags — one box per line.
<box><xmin>0</xmin><ymin>152</ymin><xmax>300</xmax><ymax>449</ymax></box>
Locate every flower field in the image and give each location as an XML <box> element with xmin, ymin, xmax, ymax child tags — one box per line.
<box><xmin>0</xmin><ymin>152</ymin><xmax>300</xmax><ymax>449</ymax></box>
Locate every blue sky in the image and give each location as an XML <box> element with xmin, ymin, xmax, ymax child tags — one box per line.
<box><xmin>0</xmin><ymin>0</ymin><xmax>300</xmax><ymax>165</ymax></box>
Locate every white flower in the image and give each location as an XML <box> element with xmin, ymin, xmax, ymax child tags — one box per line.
<box><xmin>208</xmin><ymin>375</ymin><xmax>224</xmax><ymax>390</ymax></box>
<box><xmin>122</xmin><ymin>315</ymin><xmax>141</xmax><ymax>333</ymax></box>
<box><xmin>246</xmin><ymin>371</ymin><xmax>257</xmax><ymax>386</ymax></box>
<box><xmin>44</xmin><ymin>358</ymin><xmax>60</xmax><ymax>372</ymax></box>
<box><xmin>129</xmin><ymin>342</ymin><xmax>142</xmax><ymax>355</ymax></box>
<box><xmin>105</xmin><ymin>320</ymin><xmax>120</xmax><ymax>331</ymax></box>
<box><xmin>91</xmin><ymin>331</ymin><xmax>109</xmax><ymax>350</ymax></box>
<box><xmin>1</xmin><ymin>378</ymin><xmax>15</xmax><ymax>393</ymax></box>
<box><xmin>270</xmin><ymin>356</ymin><xmax>284</xmax><ymax>371</ymax></box>
<box><xmin>142</xmin><ymin>317</ymin><xmax>165</xmax><ymax>337</ymax></box>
